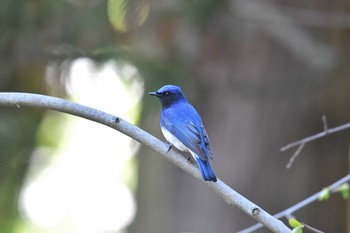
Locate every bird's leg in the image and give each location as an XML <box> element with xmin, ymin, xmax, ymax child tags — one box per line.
<box><xmin>165</xmin><ymin>143</ymin><xmax>173</xmax><ymax>153</ymax></box>
<box><xmin>186</xmin><ymin>155</ymin><xmax>194</xmax><ymax>164</ymax></box>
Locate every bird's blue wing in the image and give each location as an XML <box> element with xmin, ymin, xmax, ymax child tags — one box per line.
<box><xmin>160</xmin><ymin>103</ymin><xmax>213</xmax><ymax>161</ymax></box>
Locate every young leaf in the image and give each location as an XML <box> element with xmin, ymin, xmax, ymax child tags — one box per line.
<box><xmin>292</xmin><ymin>226</ymin><xmax>303</xmax><ymax>233</ymax></box>
<box><xmin>335</xmin><ymin>183</ymin><xmax>350</xmax><ymax>199</ymax></box>
<box><xmin>108</xmin><ymin>0</ymin><xmax>149</xmax><ymax>32</ymax></box>
<box><xmin>289</xmin><ymin>218</ymin><xmax>302</xmax><ymax>228</ymax></box>
<box><xmin>318</xmin><ymin>187</ymin><xmax>330</xmax><ymax>201</ymax></box>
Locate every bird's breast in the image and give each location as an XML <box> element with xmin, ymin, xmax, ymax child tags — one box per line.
<box><xmin>160</xmin><ymin>126</ymin><xmax>188</xmax><ymax>152</ymax></box>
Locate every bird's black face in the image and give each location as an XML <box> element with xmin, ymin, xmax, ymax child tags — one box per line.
<box><xmin>149</xmin><ymin>86</ymin><xmax>185</xmax><ymax>108</ymax></box>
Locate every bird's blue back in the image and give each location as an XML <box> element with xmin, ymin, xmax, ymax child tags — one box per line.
<box><xmin>160</xmin><ymin>101</ymin><xmax>213</xmax><ymax>161</ymax></box>
<box><xmin>149</xmin><ymin>85</ymin><xmax>217</xmax><ymax>182</ymax></box>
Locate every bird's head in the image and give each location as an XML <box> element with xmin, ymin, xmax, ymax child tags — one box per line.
<box><xmin>149</xmin><ymin>85</ymin><xmax>186</xmax><ymax>108</ymax></box>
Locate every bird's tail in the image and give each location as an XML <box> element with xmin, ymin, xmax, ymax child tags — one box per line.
<box><xmin>195</xmin><ymin>158</ymin><xmax>217</xmax><ymax>182</ymax></box>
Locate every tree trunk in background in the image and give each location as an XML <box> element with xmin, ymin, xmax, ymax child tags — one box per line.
<box><xmin>130</xmin><ymin>1</ymin><xmax>350</xmax><ymax>232</ymax></box>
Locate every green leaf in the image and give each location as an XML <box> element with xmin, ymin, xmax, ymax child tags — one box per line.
<box><xmin>292</xmin><ymin>226</ymin><xmax>303</xmax><ymax>233</ymax></box>
<box><xmin>289</xmin><ymin>218</ymin><xmax>303</xmax><ymax>228</ymax></box>
<box><xmin>318</xmin><ymin>187</ymin><xmax>330</xmax><ymax>201</ymax></box>
<box><xmin>335</xmin><ymin>183</ymin><xmax>350</xmax><ymax>200</ymax></box>
<box><xmin>108</xmin><ymin>0</ymin><xmax>127</xmax><ymax>32</ymax></box>
<box><xmin>108</xmin><ymin>0</ymin><xmax>149</xmax><ymax>32</ymax></box>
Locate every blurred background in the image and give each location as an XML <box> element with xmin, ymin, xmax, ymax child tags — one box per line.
<box><xmin>1</xmin><ymin>0</ymin><xmax>350</xmax><ymax>232</ymax></box>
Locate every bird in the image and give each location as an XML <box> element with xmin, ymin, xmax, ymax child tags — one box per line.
<box><xmin>149</xmin><ymin>85</ymin><xmax>217</xmax><ymax>182</ymax></box>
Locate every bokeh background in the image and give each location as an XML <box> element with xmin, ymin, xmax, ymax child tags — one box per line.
<box><xmin>1</xmin><ymin>0</ymin><xmax>350</xmax><ymax>232</ymax></box>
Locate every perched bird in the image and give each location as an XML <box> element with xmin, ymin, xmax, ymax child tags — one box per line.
<box><xmin>149</xmin><ymin>85</ymin><xmax>217</xmax><ymax>182</ymax></box>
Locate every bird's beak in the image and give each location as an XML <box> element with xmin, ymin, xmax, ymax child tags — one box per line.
<box><xmin>148</xmin><ymin>91</ymin><xmax>159</xmax><ymax>97</ymax></box>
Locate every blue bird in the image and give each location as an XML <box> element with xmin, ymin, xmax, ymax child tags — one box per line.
<box><xmin>149</xmin><ymin>85</ymin><xmax>217</xmax><ymax>182</ymax></box>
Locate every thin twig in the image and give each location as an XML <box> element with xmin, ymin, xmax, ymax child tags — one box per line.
<box><xmin>232</xmin><ymin>0</ymin><xmax>336</xmax><ymax>71</ymax></box>
<box><xmin>348</xmin><ymin>144</ymin><xmax>350</xmax><ymax>173</ymax></box>
<box><xmin>238</xmin><ymin>173</ymin><xmax>350</xmax><ymax>233</ymax></box>
<box><xmin>284</xmin><ymin>116</ymin><xmax>331</xmax><ymax>168</ymax></box>
<box><xmin>286</xmin><ymin>143</ymin><xmax>305</xmax><ymax>169</ymax></box>
<box><xmin>285</xmin><ymin>214</ymin><xmax>324</xmax><ymax>233</ymax></box>
<box><xmin>278</xmin><ymin>6</ymin><xmax>350</xmax><ymax>29</ymax></box>
<box><xmin>322</xmin><ymin>115</ymin><xmax>328</xmax><ymax>132</ymax></box>
<box><xmin>303</xmin><ymin>223</ymin><xmax>325</xmax><ymax>233</ymax></box>
<box><xmin>0</xmin><ymin>92</ymin><xmax>291</xmax><ymax>233</ymax></box>
<box><xmin>235</xmin><ymin>1</ymin><xmax>350</xmax><ymax>29</ymax></box>
<box><xmin>281</xmin><ymin>122</ymin><xmax>350</xmax><ymax>152</ymax></box>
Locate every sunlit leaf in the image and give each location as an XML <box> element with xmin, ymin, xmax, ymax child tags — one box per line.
<box><xmin>108</xmin><ymin>0</ymin><xmax>127</xmax><ymax>32</ymax></box>
<box><xmin>318</xmin><ymin>187</ymin><xmax>330</xmax><ymax>201</ymax></box>
<box><xmin>292</xmin><ymin>226</ymin><xmax>303</xmax><ymax>233</ymax></box>
<box><xmin>335</xmin><ymin>183</ymin><xmax>350</xmax><ymax>199</ymax></box>
<box><xmin>289</xmin><ymin>218</ymin><xmax>303</xmax><ymax>228</ymax></box>
<box><xmin>108</xmin><ymin>0</ymin><xmax>149</xmax><ymax>32</ymax></box>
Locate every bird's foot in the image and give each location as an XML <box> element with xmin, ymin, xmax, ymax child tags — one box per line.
<box><xmin>186</xmin><ymin>156</ymin><xmax>194</xmax><ymax>164</ymax></box>
<box><xmin>166</xmin><ymin>143</ymin><xmax>173</xmax><ymax>153</ymax></box>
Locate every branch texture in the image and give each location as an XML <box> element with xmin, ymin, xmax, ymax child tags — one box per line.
<box><xmin>0</xmin><ymin>92</ymin><xmax>291</xmax><ymax>233</ymax></box>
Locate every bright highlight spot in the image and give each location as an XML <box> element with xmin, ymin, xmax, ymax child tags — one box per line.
<box><xmin>19</xmin><ymin>58</ymin><xmax>143</xmax><ymax>233</ymax></box>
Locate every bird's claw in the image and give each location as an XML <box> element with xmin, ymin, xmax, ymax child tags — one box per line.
<box><xmin>186</xmin><ymin>156</ymin><xmax>193</xmax><ymax>164</ymax></box>
<box><xmin>166</xmin><ymin>143</ymin><xmax>173</xmax><ymax>153</ymax></box>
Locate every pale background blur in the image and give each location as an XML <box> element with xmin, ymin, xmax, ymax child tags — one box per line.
<box><xmin>1</xmin><ymin>0</ymin><xmax>350</xmax><ymax>233</ymax></box>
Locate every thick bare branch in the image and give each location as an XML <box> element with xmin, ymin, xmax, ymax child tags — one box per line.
<box><xmin>0</xmin><ymin>92</ymin><xmax>291</xmax><ymax>233</ymax></box>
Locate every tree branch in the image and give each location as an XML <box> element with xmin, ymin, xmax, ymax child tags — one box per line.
<box><xmin>232</xmin><ymin>0</ymin><xmax>336</xmax><ymax>71</ymax></box>
<box><xmin>280</xmin><ymin>120</ymin><xmax>350</xmax><ymax>152</ymax></box>
<box><xmin>238</xmin><ymin>173</ymin><xmax>350</xmax><ymax>233</ymax></box>
<box><xmin>238</xmin><ymin>116</ymin><xmax>350</xmax><ymax>231</ymax></box>
<box><xmin>285</xmin><ymin>143</ymin><xmax>305</xmax><ymax>169</ymax></box>
<box><xmin>0</xmin><ymin>92</ymin><xmax>291</xmax><ymax>233</ymax></box>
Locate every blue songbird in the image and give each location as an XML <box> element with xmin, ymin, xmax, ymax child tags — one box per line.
<box><xmin>149</xmin><ymin>85</ymin><xmax>217</xmax><ymax>182</ymax></box>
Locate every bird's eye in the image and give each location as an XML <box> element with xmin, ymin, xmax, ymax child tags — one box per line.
<box><xmin>165</xmin><ymin>92</ymin><xmax>170</xmax><ymax>96</ymax></box>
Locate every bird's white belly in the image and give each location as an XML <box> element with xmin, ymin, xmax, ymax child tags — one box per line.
<box><xmin>161</xmin><ymin>126</ymin><xmax>188</xmax><ymax>152</ymax></box>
